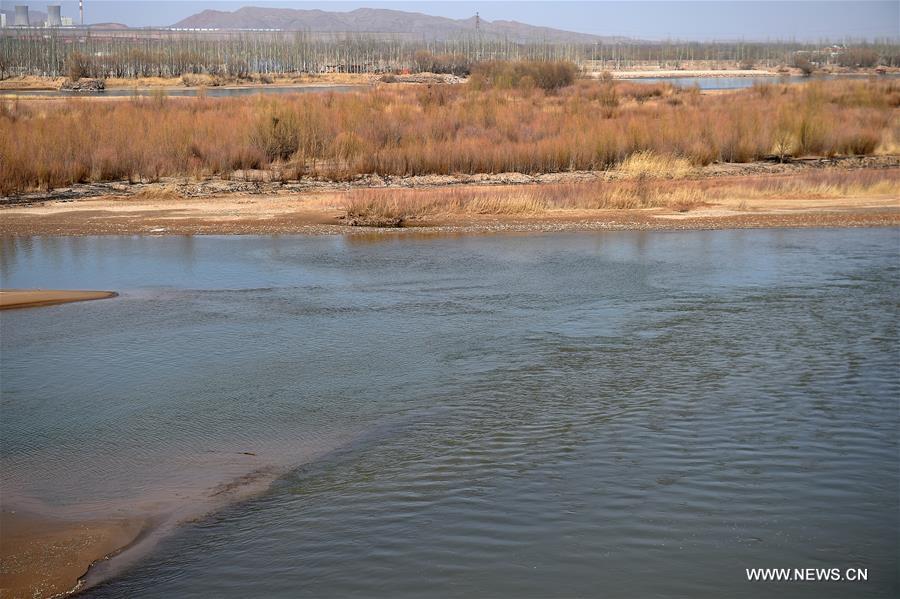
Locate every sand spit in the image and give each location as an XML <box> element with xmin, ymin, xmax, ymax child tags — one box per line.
<box><xmin>0</xmin><ymin>510</ymin><xmax>146</xmax><ymax>599</ymax></box>
<box><xmin>0</xmin><ymin>198</ymin><xmax>897</xmax><ymax>237</ymax></box>
<box><xmin>1</xmin><ymin>159</ymin><xmax>897</xmax><ymax>237</ymax></box>
<box><xmin>0</xmin><ymin>290</ymin><xmax>118</xmax><ymax>310</ymax></box>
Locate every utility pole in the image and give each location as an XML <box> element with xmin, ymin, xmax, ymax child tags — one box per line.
<box><xmin>474</xmin><ymin>11</ymin><xmax>481</xmax><ymax>61</ymax></box>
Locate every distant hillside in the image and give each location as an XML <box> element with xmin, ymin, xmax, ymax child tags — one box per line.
<box><xmin>88</xmin><ymin>22</ymin><xmax>130</xmax><ymax>30</ymax></box>
<box><xmin>173</xmin><ymin>6</ymin><xmax>627</xmax><ymax>43</ymax></box>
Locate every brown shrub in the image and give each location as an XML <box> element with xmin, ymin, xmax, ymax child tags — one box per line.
<box><xmin>1</xmin><ymin>79</ymin><xmax>895</xmax><ymax>195</ymax></box>
<box><xmin>249</xmin><ymin>101</ymin><xmax>303</xmax><ymax>161</ymax></box>
<box><xmin>412</xmin><ymin>51</ymin><xmax>471</xmax><ymax>77</ymax></box>
<box><xmin>470</xmin><ymin>60</ymin><xmax>578</xmax><ymax>91</ymax></box>
<box><xmin>341</xmin><ymin>170</ymin><xmax>899</xmax><ymax>225</ymax></box>
<box><xmin>66</xmin><ymin>51</ymin><xmax>93</xmax><ymax>81</ymax></box>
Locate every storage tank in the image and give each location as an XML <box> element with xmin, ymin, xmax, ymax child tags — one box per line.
<box><xmin>48</xmin><ymin>5</ymin><xmax>62</xmax><ymax>27</ymax></box>
<box><xmin>14</xmin><ymin>5</ymin><xmax>29</xmax><ymax>27</ymax></box>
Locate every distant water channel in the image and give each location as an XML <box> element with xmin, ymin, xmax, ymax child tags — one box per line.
<box><xmin>2</xmin><ymin>84</ymin><xmax>363</xmax><ymax>97</ymax></box>
<box><xmin>5</xmin><ymin>73</ymin><xmax>897</xmax><ymax>97</ymax></box>
<box><xmin>632</xmin><ymin>73</ymin><xmax>898</xmax><ymax>90</ymax></box>
<box><xmin>1</xmin><ymin>229</ymin><xmax>898</xmax><ymax>598</ymax></box>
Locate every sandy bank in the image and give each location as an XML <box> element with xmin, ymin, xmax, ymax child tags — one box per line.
<box><xmin>0</xmin><ymin>190</ymin><xmax>897</xmax><ymax>237</ymax></box>
<box><xmin>0</xmin><ymin>290</ymin><xmax>117</xmax><ymax>310</ymax></box>
<box><xmin>1</xmin><ymin>161</ymin><xmax>896</xmax><ymax>237</ymax></box>
<box><xmin>0</xmin><ymin>510</ymin><xmax>146</xmax><ymax>598</ymax></box>
<box><xmin>0</xmin><ymin>73</ymin><xmax>375</xmax><ymax>91</ymax></box>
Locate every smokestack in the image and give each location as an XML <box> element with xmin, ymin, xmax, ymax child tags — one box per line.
<box><xmin>14</xmin><ymin>5</ymin><xmax>29</xmax><ymax>27</ymax></box>
<box><xmin>48</xmin><ymin>5</ymin><xmax>62</xmax><ymax>27</ymax></box>
<box><xmin>80</xmin><ymin>0</ymin><xmax>84</xmax><ymax>26</ymax></box>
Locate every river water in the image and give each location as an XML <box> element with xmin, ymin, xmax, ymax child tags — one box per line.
<box><xmin>5</xmin><ymin>74</ymin><xmax>897</xmax><ymax>97</ymax></box>
<box><xmin>1</xmin><ymin>229</ymin><xmax>898</xmax><ymax>597</ymax></box>
<box><xmin>628</xmin><ymin>73</ymin><xmax>897</xmax><ymax>90</ymax></box>
<box><xmin>1</xmin><ymin>84</ymin><xmax>363</xmax><ymax>98</ymax></box>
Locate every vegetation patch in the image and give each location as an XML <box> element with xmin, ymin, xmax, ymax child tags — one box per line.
<box><xmin>1</xmin><ymin>77</ymin><xmax>896</xmax><ymax>196</ymax></box>
<box><xmin>340</xmin><ymin>169</ymin><xmax>899</xmax><ymax>223</ymax></box>
<box><xmin>617</xmin><ymin>151</ymin><xmax>694</xmax><ymax>179</ymax></box>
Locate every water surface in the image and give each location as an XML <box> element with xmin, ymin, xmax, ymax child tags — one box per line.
<box><xmin>1</xmin><ymin>84</ymin><xmax>362</xmax><ymax>97</ymax></box>
<box><xmin>1</xmin><ymin>230</ymin><xmax>898</xmax><ymax>597</ymax></box>
<box><xmin>7</xmin><ymin>74</ymin><xmax>897</xmax><ymax>97</ymax></box>
<box><xmin>633</xmin><ymin>73</ymin><xmax>897</xmax><ymax>89</ymax></box>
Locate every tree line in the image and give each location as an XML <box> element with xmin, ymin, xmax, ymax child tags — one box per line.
<box><xmin>1</xmin><ymin>29</ymin><xmax>898</xmax><ymax>79</ymax></box>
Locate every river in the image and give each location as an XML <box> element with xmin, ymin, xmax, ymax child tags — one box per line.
<box><xmin>1</xmin><ymin>229</ymin><xmax>898</xmax><ymax>597</ymax></box>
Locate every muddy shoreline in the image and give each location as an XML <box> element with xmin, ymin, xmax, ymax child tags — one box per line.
<box><xmin>2</xmin><ymin>156</ymin><xmax>896</xmax><ymax>207</ymax></box>
<box><xmin>1</xmin><ymin>158</ymin><xmax>897</xmax><ymax>238</ymax></box>
<box><xmin>2</xmin><ymin>205</ymin><xmax>898</xmax><ymax>238</ymax></box>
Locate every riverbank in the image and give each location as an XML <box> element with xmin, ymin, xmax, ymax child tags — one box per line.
<box><xmin>0</xmin><ymin>290</ymin><xmax>118</xmax><ymax>310</ymax></box>
<box><xmin>0</xmin><ymin>73</ymin><xmax>376</xmax><ymax>91</ymax></box>
<box><xmin>0</xmin><ymin>510</ymin><xmax>146</xmax><ymax>599</ymax></box>
<box><xmin>1</xmin><ymin>168</ymin><xmax>897</xmax><ymax>236</ymax></box>
<box><xmin>3</xmin><ymin>65</ymin><xmax>894</xmax><ymax>92</ymax></box>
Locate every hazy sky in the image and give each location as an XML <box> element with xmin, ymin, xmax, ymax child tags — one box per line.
<box><xmin>3</xmin><ymin>1</ymin><xmax>897</xmax><ymax>40</ymax></box>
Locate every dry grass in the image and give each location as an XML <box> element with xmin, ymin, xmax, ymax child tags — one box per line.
<box><xmin>343</xmin><ymin>169</ymin><xmax>899</xmax><ymax>224</ymax></box>
<box><xmin>617</xmin><ymin>151</ymin><xmax>694</xmax><ymax>179</ymax></box>
<box><xmin>708</xmin><ymin>169</ymin><xmax>900</xmax><ymax>199</ymax></box>
<box><xmin>344</xmin><ymin>182</ymin><xmax>705</xmax><ymax>222</ymax></box>
<box><xmin>129</xmin><ymin>186</ymin><xmax>184</xmax><ymax>201</ymax></box>
<box><xmin>1</xmin><ymin>78</ymin><xmax>897</xmax><ymax>196</ymax></box>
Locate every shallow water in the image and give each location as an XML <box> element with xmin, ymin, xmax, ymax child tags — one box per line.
<box><xmin>6</xmin><ymin>74</ymin><xmax>897</xmax><ymax>96</ymax></box>
<box><xmin>1</xmin><ymin>230</ymin><xmax>898</xmax><ymax>597</ymax></box>
<box><xmin>633</xmin><ymin>73</ymin><xmax>898</xmax><ymax>89</ymax></box>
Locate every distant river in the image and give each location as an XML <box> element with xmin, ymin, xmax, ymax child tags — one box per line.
<box><xmin>1</xmin><ymin>229</ymin><xmax>898</xmax><ymax>598</ymax></box>
<box><xmin>631</xmin><ymin>73</ymin><xmax>899</xmax><ymax>90</ymax></box>
<box><xmin>1</xmin><ymin>84</ymin><xmax>364</xmax><ymax>97</ymax></box>
<box><xmin>5</xmin><ymin>74</ymin><xmax>898</xmax><ymax>96</ymax></box>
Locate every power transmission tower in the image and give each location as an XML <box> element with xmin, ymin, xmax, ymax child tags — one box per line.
<box><xmin>474</xmin><ymin>11</ymin><xmax>482</xmax><ymax>61</ymax></box>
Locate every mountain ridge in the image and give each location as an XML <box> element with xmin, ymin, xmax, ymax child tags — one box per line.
<box><xmin>172</xmin><ymin>6</ymin><xmax>627</xmax><ymax>43</ymax></box>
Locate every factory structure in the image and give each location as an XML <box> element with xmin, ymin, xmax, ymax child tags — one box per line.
<box><xmin>4</xmin><ymin>5</ymin><xmax>75</xmax><ymax>28</ymax></box>
<box><xmin>14</xmin><ymin>4</ymin><xmax>29</xmax><ymax>26</ymax></box>
<box><xmin>47</xmin><ymin>4</ymin><xmax>61</xmax><ymax>26</ymax></box>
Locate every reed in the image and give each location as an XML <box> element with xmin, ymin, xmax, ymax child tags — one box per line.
<box><xmin>617</xmin><ymin>151</ymin><xmax>694</xmax><ymax>179</ymax></box>
<box><xmin>1</xmin><ymin>79</ymin><xmax>896</xmax><ymax>196</ymax></box>
<box><xmin>342</xmin><ymin>169</ymin><xmax>900</xmax><ymax>223</ymax></box>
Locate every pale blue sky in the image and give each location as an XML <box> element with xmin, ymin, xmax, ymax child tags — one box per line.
<box><xmin>3</xmin><ymin>1</ymin><xmax>898</xmax><ymax>40</ymax></box>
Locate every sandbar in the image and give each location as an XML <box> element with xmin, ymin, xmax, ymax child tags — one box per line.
<box><xmin>0</xmin><ymin>290</ymin><xmax>118</xmax><ymax>310</ymax></box>
<box><xmin>0</xmin><ymin>510</ymin><xmax>146</xmax><ymax>598</ymax></box>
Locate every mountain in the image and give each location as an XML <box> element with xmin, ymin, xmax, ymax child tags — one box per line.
<box><xmin>172</xmin><ymin>6</ymin><xmax>625</xmax><ymax>43</ymax></box>
<box><xmin>88</xmin><ymin>23</ymin><xmax>130</xmax><ymax>29</ymax></box>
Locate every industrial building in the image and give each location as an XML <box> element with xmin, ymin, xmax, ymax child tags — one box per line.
<box><xmin>14</xmin><ymin>5</ymin><xmax>29</xmax><ymax>27</ymax></box>
<box><xmin>47</xmin><ymin>5</ymin><xmax>62</xmax><ymax>27</ymax></box>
